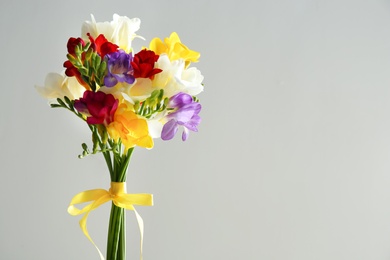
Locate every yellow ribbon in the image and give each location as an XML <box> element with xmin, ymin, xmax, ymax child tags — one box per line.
<box><xmin>67</xmin><ymin>182</ymin><xmax>153</xmax><ymax>260</ymax></box>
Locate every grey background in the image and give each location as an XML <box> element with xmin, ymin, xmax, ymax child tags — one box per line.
<box><xmin>1</xmin><ymin>0</ymin><xmax>390</xmax><ymax>259</ymax></box>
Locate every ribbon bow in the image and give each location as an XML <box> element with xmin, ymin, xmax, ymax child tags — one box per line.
<box><xmin>67</xmin><ymin>182</ymin><xmax>153</xmax><ymax>259</ymax></box>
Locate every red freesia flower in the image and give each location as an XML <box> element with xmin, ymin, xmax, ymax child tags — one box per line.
<box><xmin>88</xmin><ymin>33</ymin><xmax>118</xmax><ymax>58</ymax></box>
<box><xmin>74</xmin><ymin>91</ymin><xmax>118</xmax><ymax>125</ymax></box>
<box><xmin>64</xmin><ymin>37</ymin><xmax>90</xmax><ymax>90</ymax></box>
<box><xmin>67</xmin><ymin>37</ymin><xmax>85</xmax><ymax>55</ymax></box>
<box><xmin>63</xmin><ymin>60</ymin><xmax>90</xmax><ymax>90</ymax></box>
<box><xmin>131</xmin><ymin>49</ymin><xmax>162</xmax><ymax>79</ymax></box>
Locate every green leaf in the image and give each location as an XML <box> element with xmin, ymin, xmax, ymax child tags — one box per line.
<box><xmin>134</xmin><ymin>89</ymin><xmax>167</xmax><ymax>118</ymax></box>
<box><xmin>66</xmin><ymin>54</ymin><xmax>78</xmax><ymax>64</ymax></box>
<box><xmin>64</xmin><ymin>96</ymin><xmax>74</xmax><ymax>108</ymax></box>
<box><xmin>134</xmin><ymin>101</ymin><xmax>140</xmax><ymax>112</ymax></box>
<box><xmin>98</xmin><ymin>61</ymin><xmax>107</xmax><ymax>79</ymax></box>
<box><xmin>79</xmin><ymin>67</ymin><xmax>89</xmax><ymax>76</ymax></box>
<box><xmin>92</xmin><ymin>53</ymin><xmax>101</xmax><ymax>69</ymax></box>
<box><xmin>81</xmin><ymin>143</ymin><xmax>89</xmax><ymax>151</ymax></box>
<box><xmin>85</xmin><ymin>47</ymin><xmax>93</xmax><ymax>61</ymax></box>
<box><xmin>83</xmin><ymin>42</ymin><xmax>91</xmax><ymax>51</ymax></box>
<box><xmin>56</xmin><ymin>98</ymin><xmax>66</xmax><ymax>107</ymax></box>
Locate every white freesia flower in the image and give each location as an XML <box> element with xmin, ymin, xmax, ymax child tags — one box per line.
<box><xmin>147</xmin><ymin>117</ymin><xmax>165</xmax><ymax>139</ymax></box>
<box><xmin>127</xmin><ymin>78</ymin><xmax>155</xmax><ymax>102</ymax></box>
<box><xmin>153</xmin><ymin>54</ymin><xmax>204</xmax><ymax>97</ymax></box>
<box><xmin>35</xmin><ymin>72</ymin><xmax>85</xmax><ymax>103</ymax></box>
<box><xmin>99</xmin><ymin>78</ymin><xmax>154</xmax><ymax>106</ymax></box>
<box><xmin>98</xmin><ymin>84</ymin><xmax>129</xmax><ymax>103</ymax></box>
<box><xmin>82</xmin><ymin>14</ymin><xmax>142</xmax><ymax>53</ymax></box>
<box><xmin>177</xmin><ymin>67</ymin><xmax>204</xmax><ymax>96</ymax></box>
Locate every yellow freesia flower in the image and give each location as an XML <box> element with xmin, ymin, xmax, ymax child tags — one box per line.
<box><xmin>149</xmin><ymin>32</ymin><xmax>200</xmax><ymax>67</ymax></box>
<box><xmin>107</xmin><ymin>103</ymin><xmax>154</xmax><ymax>150</ymax></box>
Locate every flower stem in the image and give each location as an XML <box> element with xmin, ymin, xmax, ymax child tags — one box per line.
<box><xmin>106</xmin><ymin>147</ymin><xmax>133</xmax><ymax>259</ymax></box>
<box><xmin>107</xmin><ymin>203</ymin><xmax>125</xmax><ymax>260</ymax></box>
<box><xmin>118</xmin><ymin>210</ymin><xmax>126</xmax><ymax>259</ymax></box>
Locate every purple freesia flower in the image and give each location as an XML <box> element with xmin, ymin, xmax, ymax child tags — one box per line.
<box><xmin>161</xmin><ymin>92</ymin><xmax>201</xmax><ymax>141</ymax></box>
<box><xmin>104</xmin><ymin>50</ymin><xmax>135</xmax><ymax>87</ymax></box>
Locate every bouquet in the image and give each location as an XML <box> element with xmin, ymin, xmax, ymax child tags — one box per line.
<box><xmin>36</xmin><ymin>14</ymin><xmax>204</xmax><ymax>260</ymax></box>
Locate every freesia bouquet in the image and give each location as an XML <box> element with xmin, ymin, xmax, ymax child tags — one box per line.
<box><xmin>36</xmin><ymin>14</ymin><xmax>203</xmax><ymax>260</ymax></box>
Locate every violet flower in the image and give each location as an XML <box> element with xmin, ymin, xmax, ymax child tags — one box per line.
<box><xmin>104</xmin><ymin>50</ymin><xmax>135</xmax><ymax>87</ymax></box>
<box><xmin>161</xmin><ymin>92</ymin><xmax>201</xmax><ymax>141</ymax></box>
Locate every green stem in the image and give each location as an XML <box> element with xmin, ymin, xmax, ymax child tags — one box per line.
<box><xmin>119</xmin><ymin>148</ymin><xmax>133</xmax><ymax>182</ymax></box>
<box><xmin>117</xmin><ymin>210</ymin><xmax>126</xmax><ymax>259</ymax></box>
<box><xmin>106</xmin><ymin>147</ymin><xmax>133</xmax><ymax>260</ymax></box>
<box><xmin>102</xmin><ymin>150</ymin><xmax>114</xmax><ymax>178</ymax></box>
<box><xmin>107</xmin><ymin>203</ymin><xmax>125</xmax><ymax>260</ymax></box>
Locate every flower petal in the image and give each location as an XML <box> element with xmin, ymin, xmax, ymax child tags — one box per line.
<box><xmin>182</xmin><ymin>128</ymin><xmax>189</xmax><ymax>141</ymax></box>
<box><xmin>104</xmin><ymin>74</ymin><xmax>118</xmax><ymax>87</ymax></box>
<box><xmin>169</xmin><ymin>103</ymin><xmax>201</xmax><ymax>123</ymax></box>
<box><xmin>183</xmin><ymin>114</ymin><xmax>201</xmax><ymax>132</ymax></box>
<box><xmin>169</xmin><ymin>92</ymin><xmax>193</xmax><ymax>107</ymax></box>
<box><xmin>161</xmin><ymin>119</ymin><xmax>178</xmax><ymax>141</ymax></box>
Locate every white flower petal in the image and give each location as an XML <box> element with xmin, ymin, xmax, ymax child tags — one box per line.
<box><xmin>81</xmin><ymin>14</ymin><xmax>142</xmax><ymax>53</ymax></box>
<box><xmin>111</xmin><ymin>15</ymin><xmax>141</xmax><ymax>52</ymax></box>
<box><xmin>147</xmin><ymin>119</ymin><xmax>164</xmax><ymax>139</ymax></box>
<box><xmin>35</xmin><ymin>72</ymin><xmax>84</xmax><ymax>103</ymax></box>
<box><xmin>128</xmin><ymin>78</ymin><xmax>154</xmax><ymax>102</ymax></box>
<box><xmin>152</xmin><ymin>54</ymin><xmax>204</xmax><ymax>97</ymax></box>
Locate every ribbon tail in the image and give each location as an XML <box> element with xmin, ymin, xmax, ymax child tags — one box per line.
<box><xmin>68</xmin><ymin>189</ymin><xmax>109</xmax><ymax>216</ymax></box>
<box><xmin>79</xmin><ymin>195</ymin><xmax>111</xmax><ymax>260</ymax></box>
<box><xmin>80</xmin><ymin>209</ymin><xmax>105</xmax><ymax>260</ymax></box>
<box><xmin>133</xmin><ymin>208</ymin><xmax>145</xmax><ymax>260</ymax></box>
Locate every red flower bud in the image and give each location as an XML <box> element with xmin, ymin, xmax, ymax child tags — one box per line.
<box><xmin>63</xmin><ymin>60</ymin><xmax>90</xmax><ymax>90</ymax></box>
<box><xmin>67</xmin><ymin>37</ymin><xmax>85</xmax><ymax>56</ymax></box>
